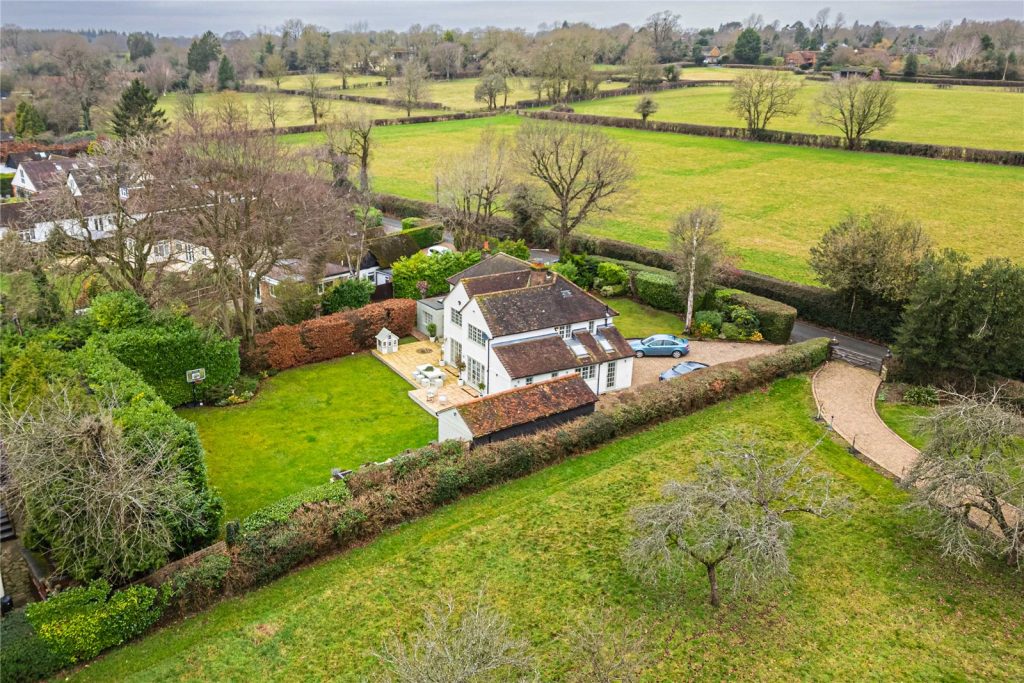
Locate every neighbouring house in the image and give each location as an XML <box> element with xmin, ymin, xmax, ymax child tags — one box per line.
<box><xmin>11</xmin><ymin>158</ymin><xmax>104</xmax><ymax>197</ymax></box>
<box><xmin>437</xmin><ymin>374</ymin><xmax>597</xmax><ymax>445</ymax></box>
<box><xmin>254</xmin><ymin>258</ymin><xmax>351</xmax><ymax>303</ymax></box>
<box><xmin>362</xmin><ymin>231</ymin><xmax>423</xmax><ymax>285</ymax></box>
<box><xmin>784</xmin><ymin>50</ymin><xmax>818</xmax><ymax>68</ymax></box>
<box><xmin>702</xmin><ymin>46</ymin><xmax>724</xmax><ymax>65</ymax></box>
<box><xmin>441</xmin><ymin>253</ymin><xmax>634</xmax><ymax>396</ymax></box>
<box><xmin>416</xmin><ymin>295</ymin><xmax>445</xmax><ymax>339</ymax></box>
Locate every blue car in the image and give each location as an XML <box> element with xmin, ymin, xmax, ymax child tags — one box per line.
<box><xmin>629</xmin><ymin>334</ymin><xmax>690</xmax><ymax>358</ymax></box>
<box><xmin>659</xmin><ymin>361</ymin><xmax>709</xmax><ymax>381</ymax></box>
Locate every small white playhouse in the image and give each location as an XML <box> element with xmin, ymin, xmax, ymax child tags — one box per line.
<box><xmin>376</xmin><ymin>327</ymin><xmax>399</xmax><ymax>354</ymax></box>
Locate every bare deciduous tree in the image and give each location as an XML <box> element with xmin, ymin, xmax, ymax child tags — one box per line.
<box><xmin>668</xmin><ymin>205</ymin><xmax>727</xmax><ymax>333</ymax></box>
<box><xmin>565</xmin><ymin>607</ymin><xmax>650</xmax><ymax>683</ymax></box>
<box><xmin>323</xmin><ymin>108</ymin><xmax>376</xmax><ymax>192</ymax></box>
<box><xmin>634</xmin><ymin>96</ymin><xmax>659</xmax><ymax>124</ymax></box>
<box><xmin>375</xmin><ymin>594</ymin><xmax>533</xmax><ymax>682</ymax></box>
<box><xmin>436</xmin><ymin>129</ymin><xmax>511</xmax><ymax>249</ymax></box>
<box><xmin>626</xmin><ymin>439</ymin><xmax>844</xmax><ymax>607</ymax></box>
<box><xmin>35</xmin><ymin>136</ymin><xmax>174</xmax><ymax>303</ymax></box>
<box><xmin>389</xmin><ymin>60</ymin><xmax>432</xmax><ymax>117</ymax></box>
<box><xmin>624</xmin><ymin>36</ymin><xmax>660</xmax><ymax>89</ymax></box>
<box><xmin>729</xmin><ymin>70</ymin><xmax>802</xmax><ymax>134</ymax></box>
<box><xmin>262</xmin><ymin>52</ymin><xmax>286</xmax><ymax>89</ymax></box>
<box><xmin>515</xmin><ymin>121</ymin><xmax>633</xmax><ymax>255</ymax></box>
<box><xmin>1</xmin><ymin>388</ymin><xmax>197</xmax><ymax>583</ymax></box>
<box><xmin>304</xmin><ymin>72</ymin><xmax>332</xmax><ymax>125</ymax></box>
<box><xmin>256</xmin><ymin>89</ymin><xmax>291</xmax><ymax>133</ymax></box>
<box><xmin>903</xmin><ymin>389</ymin><xmax>1023</xmax><ymax>571</ymax></box>
<box><xmin>163</xmin><ymin>118</ymin><xmax>349</xmax><ymax>350</ymax></box>
<box><xmin>813</xmin><ymin>75</ymin><xmax>897</xmax><ymax>149</ymax></box>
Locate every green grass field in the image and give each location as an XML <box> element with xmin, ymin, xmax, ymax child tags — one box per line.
<box><xmin>876</xmin><ymin>401</ymin><xmax>934</xmax><ymax>450</ymax></box>
<box><xmin>604</xmin><ymin>297</ymin><xmax>682</xmax><ymax>338</ymax></box>
<box><xmin>178</xmin><ymin>354</ymin><xmax>435</xmax><ymax>520</ymax></box>
<box><xmin>73</xmin><ymin>378</ymin><xmax>1023</xmax><ymax>681</ymax></box>
<box><xmin>249</xmin><ymin>73</ymin><xmax>385</xmax><ymax>90</ymax></box>
<box><xmin>349</xmin><ymin>76</ymin><xmax>629</xmax><ymax>110</ymax></box>
<box><xmin>572</xmin><ymin>78</ymin><xmax>1024</xmax><ymax>150</ymax></box>
<box><xmin>157</xmin><ymin>91</ymin><xmax>438</xmax><ymax>128</ymax></box>
<box><xmin>281</xmin><ymin>115</ymin><xmax>1024</xmax><ymax>283</ymax></box>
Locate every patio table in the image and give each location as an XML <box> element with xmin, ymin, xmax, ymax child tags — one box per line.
<box><xmin>416</xmin><ymin>364</ymin><xmax>445</xmax><ymax>381</ymax></box>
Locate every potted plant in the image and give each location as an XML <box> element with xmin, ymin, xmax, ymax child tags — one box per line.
<box><xmin>456</xmin><ymin>359</ymin><xmax>466</xmax><ymax>386</ymax></box>
<box><xmin>427</xmin><ymin>322</ymin><xmax>437</xmax><ymax>342</ymax></box>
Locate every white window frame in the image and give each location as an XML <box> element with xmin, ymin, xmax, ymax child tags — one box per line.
<box><xmin>467</xmin><ymin>356</ymin><xmax>485</xmax><ymax>387</ymax></box>
<box><xmin>450</xmin><ymin>339</ymin><xmax>463</xmax><ymax>365</ymax></box>
<box><xmin>450</xmin><ymin>308</ymin><xmax>462</xmax><ymax>327</ymax></box>
<box><xmin>524</xmin><ymin>376</ymin><xmax>533</xmax><ymax>385</ymax></box>
<box><xmin>184</xmin><ymin>243</ymin><xmax>196</xmax><ymax>262</ymax></box>
<box><xmin>555</xmin><ymin>324</ymin><xmax>571</xmax><ymax>339</ymax></box>
<box><xmin>468</xmin><ymin>324</ymin><xmax>486</xmax><ymax>346</ymax></box>
<box><xmin>606</xmin><ymin>361</ymin><xmax>616</xmax><ymax>389</ymax></box>
<box><xmin>577</xmin><ymin>365</ymin><xmax>596</xmax><ymax>380</ymax></box>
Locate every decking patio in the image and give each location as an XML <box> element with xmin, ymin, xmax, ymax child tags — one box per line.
<box><xmin>372</xmin><ymin>340</ymin><xmax>482</xmax><ymax>416</ymax></box>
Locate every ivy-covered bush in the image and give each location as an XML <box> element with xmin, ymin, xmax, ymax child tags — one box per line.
<box><xmin>635</xmin><ymin>272</ymin><xmax>684</xmax><ymax>311</ymax></box>
<box><xmin>0</xmin><ymin>609</ymin><xmax>65</xmax><ymax>683</ymax></box>
<box><xmin>25</xmin><ymin>580</ymin><xmax>165</xmax><ymax>665</ymax></box>
<box><xmin>392</xmin><ymin>251</ymin><xmax>482</xmax><ymax>299</ymax></box>
<box><xmin>321</xmin><ymin>277</ymin><xmax>376</xmax><ymax>314</ymax></box>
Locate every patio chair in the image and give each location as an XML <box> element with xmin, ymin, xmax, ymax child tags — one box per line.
<box><xmin>421</xmin><ymin>378</ymin><xmax>431</xmax><ymax>387</ymax></box>
<box><xmin>438</xmin><ymin>394</ymin><xmax>448</xmax><ymax>407</ymax></box>
<box><xmin>426</xmin><ymin>389</ymin><xmax>436</xmax><ymax>402</ymax></box>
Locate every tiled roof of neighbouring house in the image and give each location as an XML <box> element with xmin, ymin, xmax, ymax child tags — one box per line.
<box><xmin>366</xmin><ymin>232</ymin><xmax>421</xmax><ymax>268</ymax></box>
<box><xmin>492</xmin><ymin>325</ymin><xmax>633</xmax><ymax>379</ymax></box>
<box><xmin>446</xmin><ymin>252</ymin><xmax>531</xmax><ymax>285</ymax></box>
<box><xmin>454</xmin><ymin>374</ymin><xmax>597</xmax><ymax>437</ymax></box>
<box><xmin>476</xmin><ymin>273</ymin><xmax>617</xmax><ymax>337</ymax></box>
<box><xmin>267</xmin><ymin>258</ymin><xmax>349</xmax><ymax>282</ymax></box>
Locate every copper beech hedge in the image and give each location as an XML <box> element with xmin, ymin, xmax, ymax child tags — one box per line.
<box><xmin>248</xmin><ymin>299</ymin><xmax>417</xmax><ymax>371</ymax></box>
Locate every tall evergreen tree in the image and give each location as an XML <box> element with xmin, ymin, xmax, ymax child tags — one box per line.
<box><xmin>110</xmin><ymin>79</ymin><xmax>167</xmax><ymax>138</ymax></box>
<box><xmin>217</xmin><ymin>55</ymin><xmax>236</xmax><ymax>91</ymax></box>
<box><xmin>734</xmin><ymin>28</ymin><xmax>763</xmax><ymax>64</ymax></box>
<box><xmin>15</xmin><ymin>100</ymin><xmax>46</xmax><ymax>139</ymax></box>
<box><xmin>187</xmin><ymin>30</ymin><xmax>222</xmax><ymax>74</ymax></box>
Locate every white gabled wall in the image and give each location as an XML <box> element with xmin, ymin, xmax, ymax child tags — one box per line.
<box><xmin>437</xmin><ymin>408</ymin><xmax>474</xmax><ymax>443</ymax></box>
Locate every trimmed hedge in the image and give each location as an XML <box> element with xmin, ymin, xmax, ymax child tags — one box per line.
<box><xmin>720</xmin><ymin>267</ymin><xmax>901</xmax><ymax>342</ymax></box>
<box><xmin>634</xmin><ymin>271</ymin><xmax>684</xmax><ymax>312</ymax></box>
<box><xmin>250</xmin><ymin>299</ymin><xmax>416</xmax><ymax>371</ymax></box>
<box><xmin>522</xmin><ymin>110</ymin><xmax>1024</xmax><ymax>166</ymax></box>
<box><xmin>25</xmin><ymin>580</ymin><xmax>164</xmax><ymax>666</ymax></box>
<box><xmin>0</xmin><ymin>609</ymin><xmax>65</xmax><ymax>683</ymax></box>
<box><xmin>405</xmin><ymin>224</ymin><xmax>443</xmax><ymax>249</ymax></box>
<box><xmin>716</xmin><ymin>289</ymin><xmax>796</xmax><ymax>344</ymax></box>
<box><xmin>240</xmin><ymin>480</ymin><xmax>352</xmax><ymax>534</ymax></box>
<box><xmin>93</xmin><ymin>324</ymin><xmax>240</xmax><ymax>407</ymax></box>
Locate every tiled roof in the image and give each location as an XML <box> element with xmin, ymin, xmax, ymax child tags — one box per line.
<box><xmin>367</xmin><ymin>232</ymin><xmax>420</xmax><ymax>268</ymax></box>
<box><xmin>455</xmin><ymin>375</ymin><xmax>597</xmax><ymax>437</ymax></box>
<box><xmin>0</xmin><ymin>201</ymin><xmax>31</xmax><ymax>228</ymax></box>
<box><xmin>492</xmin><ymin>325</ymin><xmax>633</xmax><ymax>379</ymax></box>
<box><xmin>476</xmin><ymin>274</ymin><xmax>615</xmax><ymax>337</ymax></box>
<box><xmin>461</xmin><ymin>269</ymin><xmax>549</xmax><ymax>297</ymax></box>
<box><xmin>267</xmin><ymin>258</ymin><xmax>348</xmax><ymax>282</ymax></box>
<box><xmin>446</xmin><ymin>253</ymin><xmax>530</xmax><ymax>285</ymax></box>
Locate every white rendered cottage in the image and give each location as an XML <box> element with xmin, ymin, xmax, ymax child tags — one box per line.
<box><xmin>441</xmin><ymin>254</ymin><xmax>634</xmax><ymax>396</ymax></box>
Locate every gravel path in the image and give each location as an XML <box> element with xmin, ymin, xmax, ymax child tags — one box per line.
<box><xmin>812</xmin><ymin>361</ymin><xmax>920</xmax><ymax>480</ymax></box>
<box><xmin>629</xmin><ymin>340</ymin><xmax>782</xmax><ymax>387</ymax></box>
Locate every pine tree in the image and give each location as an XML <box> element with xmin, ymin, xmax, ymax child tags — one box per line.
<box><xmin>14</xmin><ymin>101</ymin><xmax>46</xmax><ymax>139</ymax></box>
<box><xmin>903</xmin><ymin>52</ymin><xmax>919</xmax><ymax>77</ymax></box>
<box><xmin>110</xmin><ymin>79</ymin><xmax>167</xmax><ymax>139</ymax></box>
<box><xmin>217</xmin><ymin>55</ymin><xmax>236</xmax><ymax>91</ymax></box>
<box><xmin>187</xmin><ymin>30</ymin><xmax>222</xmax><ymax>74</ymax></box>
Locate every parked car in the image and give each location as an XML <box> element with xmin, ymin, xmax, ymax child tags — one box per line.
<box><xmin>629</xmin><ymin>334</ymin><xmax>690</xmax><ymax>358</ymax></box>
<box><xmin>658</xmin><ymin>361</ymin><xmax>709</xmax><ymax>381</ymax></box>
<box><xmin>427</xmin><ymin>245</ymin><xmax>452</xmax><ymax>256</ymax></box>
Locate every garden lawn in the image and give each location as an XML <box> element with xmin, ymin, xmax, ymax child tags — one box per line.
<box><xmin>178</xmin><ymin>353</ymin><xmax>435</xmax><ymax>520</ymax></box>
<box><xmin>281</xmin><ymin>115</ymin><xmax>1024</xmax><ymax>283</ymax></box>
<box><xmin>571</xmin><ymin>78</ymin><xmax>1024</xmax><ymax>150</ymax></box>
<box><xmin>75</xmin><ymin>378</ymin><xmax>1023</xmax><ymax>682</ymax></box>
<box><xmin>157</xmin><ymin>91</ymin><xmax>438</xmax><ymax>128</ymax></box>
<box><xmin>604</xmin><ymin>296</ymin><xmax>682</xmax><ymax>338</ymax></box>
<box><xmin>877</xmin><ymin>400</ymin><xmax>933</xmax><ymax>450</ymax></box>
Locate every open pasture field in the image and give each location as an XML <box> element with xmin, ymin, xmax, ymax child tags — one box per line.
<box><xmin>178</xmin><ymin>353</ymin><xmax>435</xmax><ymax>521</ymax></box>
<box><xmin>249</xmin><ymin>73</ymin><xmax>385</xmax><ymax>90</ymax></box>
<box><xmin>571</xmin><ymin>78</ymin><xmax>1024</xmax><ymax>150</ymax></box>
<box><xmin>282</xmin><ymin>115</ymin><xmax>1024</xmax><ymax>283</ymax></box>
<box><xmin>157</xmin><ymin>91</ymin><xmax>438</xmax><ymax>128</ymax></box>
<box><xmin>350</xmin><ymin>76</ymin><xmax>630</xmax><ymax>110</ymax></box>
<box><xmin>72</xmin><ymin>378</ymin><xmax>1024</xmax><ymax>681</ymax></box>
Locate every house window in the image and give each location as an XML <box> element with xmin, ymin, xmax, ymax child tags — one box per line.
<box><xmin>450</xmin><ymin>308</ymin><xmax>462</xmax><ymax>327</ymax></box>
<box><xmin>154</xmin><ymin>241</ymin><xmax>170</xmax><ymax>258</ymax></box>
<box><xmin>525</xmin><ymin>376</ymin><xmax>533</xmax><ymax>385</ymax></box>
<box><xmin>467</xmin><ymin>356</ymin><xmax>485</xmax><ymax>387</ymax></box>
<box><xmin>450</xmin><ymin>339</ymin><xmax>462</xmax><ymax>365</ymax></box>
<box><xmin>555</xmin><ymin>324</ymin><xmax>571</xmax><ymax>339</ymax></box>
<box><xmin>606</xmin><ymin>361</ymin><xmax>617</xmax><ymax>389</ymax></box>
<box><xmin>269</xmin><ymin>284</ymin><xmax>278</xmax><ymax>298</ymax></box>
<box><xmin>317</xmin><ymin>282</ymin><xmax>327</xmax><ymax>295</ymax></box>
<box><xmin>468</xmin><ymin>324</ymin><xmax>486</xmax><ymax>345</ymax></box>
<box><xmin>588</xmin><ymin>321</ymin><xmax>596</xmax><ymax>333</ymax></box>
<box><xmin>550</xmin><ymin>372</ymin><xmax>559</xmax><ymax>378</ymax></box>
<box><xmin>184</xmin><ymin>244</ymin><xmax>196</xmax><ymax>262</ymax></box>
<box><xmin>577</xmin><ymin>365</ymin><xmax>596</xmax><ymax>380</ymax></box>
<box><xmin>18</xmin><ymin>230</ymin><xmax>31</xmax><ymax>242</ymax></box>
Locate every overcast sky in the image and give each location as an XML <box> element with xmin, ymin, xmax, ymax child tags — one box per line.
<box><xmin>4</xmin><ymin>1</ymin><xmax>1021</xmax><ymax>36</ymax></box>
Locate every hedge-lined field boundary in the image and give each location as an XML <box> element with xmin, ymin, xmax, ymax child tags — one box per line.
<box><xmin>267</xmin><ymin>111</ymin><xmax>499</xmax><ymax>136</ymax></box>
<box><xmin>520</xmin><ymin>110</ymin><xmax>1024</xmax><ymax>166</ymax></box>
<box><xmin>514</xmin><ymin>78</ymin><xmax>731</xmax><ymax>108</ymax></box>
<box><xmin>239</xmin><ymin>83</ymin><xmax>449</xmax><ymax>110</ymax></box>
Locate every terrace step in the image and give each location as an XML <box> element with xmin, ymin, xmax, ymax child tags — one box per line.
<box><xmin>0</xmin><ymin>504</ymin><xmax>15</xmax><ymax>541</ymax></box>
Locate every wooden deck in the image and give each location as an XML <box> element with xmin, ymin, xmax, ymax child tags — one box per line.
<box><xmin>372</xmin><ymin>340</ymin><xmax>481</xmax><ymax>416</ymax></box>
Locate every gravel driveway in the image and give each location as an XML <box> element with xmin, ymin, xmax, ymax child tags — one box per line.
<box><xmin>629</xmin><ymin>340</ymin><xmax>783</xmax><ymax>387</ymax></box>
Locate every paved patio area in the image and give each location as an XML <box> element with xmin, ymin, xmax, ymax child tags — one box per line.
<box><xmin>373</xmin><ymin>340</ymin><xmax>481</xmax><ymax>416</ymax></box>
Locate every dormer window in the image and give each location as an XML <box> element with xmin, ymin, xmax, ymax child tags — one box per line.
<box><xmin>555</xmin><ymin>324</ymin><xmax>571</xmax><ymax>339</ymax></box>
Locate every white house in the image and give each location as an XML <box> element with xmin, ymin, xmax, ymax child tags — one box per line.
<box><xmin>441</xmin><ymin>254</ymin><xmax>634</xmax><ymax>396</ymax></box>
